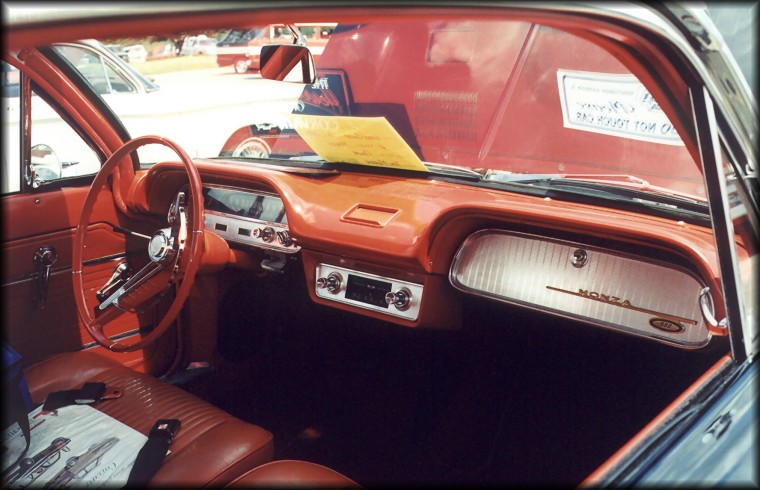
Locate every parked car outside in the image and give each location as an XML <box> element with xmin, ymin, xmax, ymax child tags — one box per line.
<box><xmin>103</xmin><ymin>43</ymin><xmax>129</xmax><ymax>62</ymax></box>
<box><xmin>2</xmin><ymin>2</ymin><xmax>757</xmax><ymax>487</ymax></box>
<box><xmin>180</xmin><ymin>35</ymin><xmax>218</xmax><ymax>56</ymax></box>
<box><xmin>123</xmin><ymin>44</ymin><xmax>147</xmax><ymax>63</ymax></box>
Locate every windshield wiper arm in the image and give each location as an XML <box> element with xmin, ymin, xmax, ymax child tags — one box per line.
<box><xmin>205</xmin><ymin>156</ymin><xmax>340</xmax><ymax>176</ymax></box>
<box><xmin>424</xmin><ymin>162</ymin><xmax>485</xmax><ymax>181</ymax></box>
<box><xmin>485</xmin><ymin>172</ymin><xmax>704</xmax><ymax>202</ymax></box>
<box><xmin>485</xmin><ymin>172</ymin><xmax>706</xmax><ymax>207</ymax></box>
<box><xmin>481</xmin><ymin>171</ymin><xmax>710</xmax><ymax>222</ymax></box>
<box><xmin>488</xmin><ymin>171</ymin><xmax>650</xmax><ymax>188</ymax></box>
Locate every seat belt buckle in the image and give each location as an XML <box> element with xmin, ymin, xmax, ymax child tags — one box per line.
<box><xmin>100</xmin><ymin>387</ymin><xmax>124</xmax><ymax>400</ymax></box>
<box><xmin>42</xmin><ymin>383</ymin><xmax>122</xmax><ymax>411</ymax></box>
<box><xmin>74</xmin><ymin>381</ymin><xmax>106</xmax><ymax>404</ymax></box>
<box><xmin>150</xmin><ymin>419</ymin><xmax>181</xmax><ymax>444</ymax></box>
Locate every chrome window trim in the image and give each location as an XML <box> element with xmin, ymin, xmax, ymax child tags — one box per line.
<box><xmin>690</xmin><ymin>87</ymin><xmax>755</xmax><ymax>361</ymax></box>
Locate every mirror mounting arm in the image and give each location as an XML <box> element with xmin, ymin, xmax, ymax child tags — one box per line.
<box><xmin>287</xmin><ymin>24</ymin><xmax>308</xmax><ymax>46</ymax></box>
<box><xmin>24</xmin><ymin>163</ymin><xmax>36</xmax><ymax>188</ymax></box>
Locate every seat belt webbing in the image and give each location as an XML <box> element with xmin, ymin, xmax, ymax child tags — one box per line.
<box><xmin>126</xmin><ymin>419</ymin><xmax>181</xmax><ymax>485</ymax></box>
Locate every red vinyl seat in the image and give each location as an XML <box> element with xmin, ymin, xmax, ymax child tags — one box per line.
<box><xmin>23</xmin><ymin>350</ymin><xmax>274</xmax><ymax>486</ymax></box>
<box><xmin>226</xmin><ymin>460</ymin><xmax>361</xmax><ymax>487</ymax></box>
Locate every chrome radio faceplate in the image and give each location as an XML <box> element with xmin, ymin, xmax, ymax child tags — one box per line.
<box><xmin>315</xmin><ymin>264</ymin><xmax>423</xmax><ymax>321</ymax></box>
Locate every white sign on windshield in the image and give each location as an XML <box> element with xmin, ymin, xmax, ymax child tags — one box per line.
<box><xmin>557</xmin><ymin>69</ymin><xmax>684</xmax><ymax>146</ymax></box>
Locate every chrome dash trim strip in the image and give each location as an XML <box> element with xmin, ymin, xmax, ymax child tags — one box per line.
<box><xmin>79</xmin><ymin>328</ymin><xmax>143</xmax><ymax>350</ymax></box>
<box><xmin>1</xmin><ymin>253</ymin><xmax>128</xmax><ymax>288</ymax></box>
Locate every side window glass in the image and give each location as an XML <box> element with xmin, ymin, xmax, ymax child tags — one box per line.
<box><xmin>2</xmin><ymin>62</ymin><xmax>21</xmax><ymax>193</ymax></box>
<box><xmin>30</xmin><ymin>91</ymin><xmax>101</xmax><ymax>184</ymax></box>
<box><xmin>1</xmin><ymin>60</ymin><xmax>100</xmax><ymax>193</ymax></box>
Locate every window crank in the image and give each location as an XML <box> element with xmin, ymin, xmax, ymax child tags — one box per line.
<box><xmin>96</xmin><ymin>262</ymin><xmax>132</xmax><ymax>303</ymax></box>
<box><xmin>33</xmin><ymin>245</ymin><xmax>57</xmax><ymax>310</ymax></box>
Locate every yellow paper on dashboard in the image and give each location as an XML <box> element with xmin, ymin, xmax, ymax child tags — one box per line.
<box><xmin>289</xmin><ymin>114</ymin><xmax>429</xmax><ymax>172</ymax></box>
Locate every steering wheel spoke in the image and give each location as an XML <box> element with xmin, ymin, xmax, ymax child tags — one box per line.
<box><xmin>97</xmin><ymin>260</ymin><xmax>169</xmax><ymax>312</ymax></box>
<box><xmin>73</xmin><ymin>136</ymin><xmax>204</xmax><ymax>353</ymax></box>
<box><xmin>91</xmin><ymin>305</ymin><xmax>123</xmax><ymax>330</ymax></box>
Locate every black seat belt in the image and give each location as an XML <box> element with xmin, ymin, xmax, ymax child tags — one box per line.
<box><xmin>40</xmin><ymin>383</ymin><xmax>176</xmax><ymax>485</ymax></box>
<box><xmin>126</xmin><ymin>419</ymin><xmax>181</xmax><ymax>486</ymax></box>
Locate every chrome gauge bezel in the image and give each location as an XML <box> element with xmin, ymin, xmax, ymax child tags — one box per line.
<box><xmin>200</xmin><ymin>185</ymin><xmax>300</xmax><ymax>254</ymax></box>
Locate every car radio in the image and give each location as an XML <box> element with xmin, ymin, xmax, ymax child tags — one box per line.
<box><xmin>315</xmin><ymin>264</ymin><xmax>423</xmax><ymax>321</ymax></box>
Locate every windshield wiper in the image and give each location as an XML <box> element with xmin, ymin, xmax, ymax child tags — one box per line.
<box><xmin>205</xmin><ymin>155</ymin><xmax>340</xmax><ymax>176</ymax></box>
<box><xmin>221</xmin><ymin>155</ymin><xmax>488</xmax><ymax>181</ymax></box>
<box><xmin>483</xmin><ymin>172</ymin><xmax>709</xmax><ymax>215</ymax></box>
<box><xmin>424</xmin><ymin>162</ymin><xmax>486</xmax><ymax>181</ymax></box>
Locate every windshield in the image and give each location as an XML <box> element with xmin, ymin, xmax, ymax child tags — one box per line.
<box><xmin>61</xmin><ymin>18</ymin><xmax>712</xmax><ymax>206</ymax></box>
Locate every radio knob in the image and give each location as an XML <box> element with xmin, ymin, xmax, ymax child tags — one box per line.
<box><xmin>276</xmin><ymin>230</ymin><xmax>292</xmax><ymax>247</ymax></box>
<box><xmin>316</xmin><ymin>272</ymin><xmax>342</xmax><ymax>294</ymax></box>
<box><xmin>253</xmin><ymin>227</ymin><xmax>275</xmax><ymax>243</ymax></box>
<box><xmin>385</xmin><ymin>288</ymin><xmax>412</xmax><ymax>311</ymax></box>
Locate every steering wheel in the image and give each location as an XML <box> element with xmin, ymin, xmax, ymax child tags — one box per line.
<box><xmin>72</xmin><ymin>136</ymin><xmax>204</xmax><ymax>352</ymax></box>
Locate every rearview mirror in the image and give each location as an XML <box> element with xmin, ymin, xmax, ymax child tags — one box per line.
<box><xmin>260</xmin><ymin>45</ymin><xmax>315</xmax><ymax>84</ymax></box>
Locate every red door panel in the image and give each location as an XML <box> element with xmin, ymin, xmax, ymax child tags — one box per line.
<box><xmin>2</xmin><ymin>185</ymin><xmax>177</xmax><ymax>373</ymax></box>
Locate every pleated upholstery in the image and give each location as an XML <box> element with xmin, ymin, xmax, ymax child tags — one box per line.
<box><xmin>24</xmin><ymin>351</ymin><xmax>273</xmax><ymax>487</ymax></box>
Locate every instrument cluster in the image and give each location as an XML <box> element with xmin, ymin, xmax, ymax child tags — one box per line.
<box><xmin>201</xmin><ymin>185</ymin><xmax>299</xmax><ymax>253</ymax></box>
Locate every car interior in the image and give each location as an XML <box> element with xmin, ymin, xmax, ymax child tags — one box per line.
<box><xmin>2</xmin><ymin>3</ymin><xmax>756</xmax><ymax>487</ymax></box>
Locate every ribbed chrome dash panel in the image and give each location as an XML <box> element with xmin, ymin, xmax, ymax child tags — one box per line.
<box><xmin>449</xmin><ymin>230</ymin><xmax>711</xmax><ymax>348</ymax></box>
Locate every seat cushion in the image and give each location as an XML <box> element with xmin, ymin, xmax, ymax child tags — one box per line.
<box><xmin>24</xmin><ymin>351</ymin><xmax>273</xmax><ymax>486</ymax></box>
<box><xmin>227</xmin><ymin>460</ymin><xmax>360</xmax><ymax>487</ymax></box>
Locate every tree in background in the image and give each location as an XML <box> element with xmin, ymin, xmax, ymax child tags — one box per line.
<box><xmin>105</xmin><ymin>30</ymin><xmax>228</xmax><ymax>58</ymax></box>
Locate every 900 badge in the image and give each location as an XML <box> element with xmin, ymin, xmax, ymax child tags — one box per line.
<box><xmin>649</xmin><ymin>318</ymin><xmax>685</xmax><ymax>333</ymax></box>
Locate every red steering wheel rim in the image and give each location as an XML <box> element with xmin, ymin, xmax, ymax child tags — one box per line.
<box><xmin>72</xmin><ymin>136</ymin><xmax>204</xmax><ymax>353</ymax></box>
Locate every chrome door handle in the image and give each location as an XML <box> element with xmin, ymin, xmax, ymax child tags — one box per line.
<box><xmin>33</xmin><ymin>245</ymin><xmax>58</xmax><ymax>309</ymax></box>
